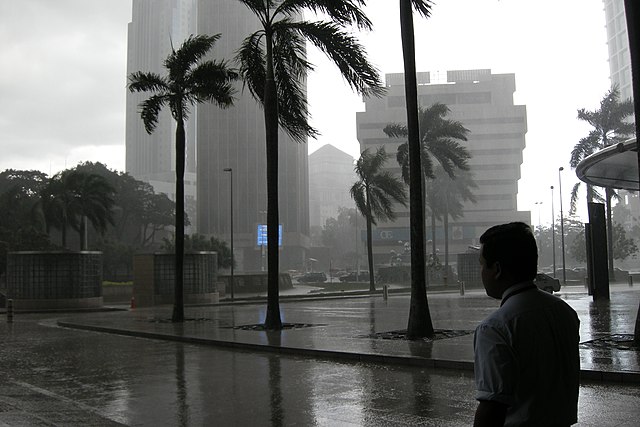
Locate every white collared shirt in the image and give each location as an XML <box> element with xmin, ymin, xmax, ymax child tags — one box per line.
<box><xmin>474</xmin><ymin>282</ymin><xmax>580</xmax><ymax>426</ymax></box>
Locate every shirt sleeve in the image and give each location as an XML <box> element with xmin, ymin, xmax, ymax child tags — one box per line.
<box><xmin>474</xmin><ymin>321</ymin><xmax>518</xmax><ymax>407</ymax></box>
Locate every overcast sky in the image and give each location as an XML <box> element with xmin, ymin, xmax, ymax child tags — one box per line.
<box><xmin>0</xmin><ymin>0</ymin><xmax>613</xmax><ymax>225</ymax></box>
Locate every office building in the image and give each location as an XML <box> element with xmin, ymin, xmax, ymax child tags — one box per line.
<box><xmin>196</xmin><ymin>0</ymin><xmax>310</xmax><ymax>271</ymax></box>
<box><xmin>126</xmin><ymin>0</ymin><xmax>310</xmax><ymax>269</ymax></box>
<box><xmin>125</xmin><ymin>0</ymin><xmax>198</xmax><ymax>226</ymax></box>
<box><xmin>356</xmin><ymin>69</ymin><xmax>530</xmax><ymax>266</ymax></box>
<box><xmin>603</xmin><ymin>0</ymin><xmax>633</xmax><ymax>101</ymax></box>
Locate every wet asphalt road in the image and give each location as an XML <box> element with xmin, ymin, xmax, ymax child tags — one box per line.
<box><xmin>1</xmin><ymin>310</ymin><xmax>639</xmax><ymax>426</ymax></box>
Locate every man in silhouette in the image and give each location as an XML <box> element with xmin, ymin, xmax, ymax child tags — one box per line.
<box><xmin>474</xmin><ymin>222</ymin><xmax>579</xmax><ymax>426</ymax></box>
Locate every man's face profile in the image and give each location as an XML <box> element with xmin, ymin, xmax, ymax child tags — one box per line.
<box><xmin>479</xmin><ymin>245</ymin><xmax>501</xmax><ymax>299</ymax></box>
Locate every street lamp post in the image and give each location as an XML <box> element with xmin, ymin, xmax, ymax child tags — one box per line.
<box><xmin>551</xmin><ymin>185</ymin><xmax>556</xmax><ymax>278</ymax></box>
<box><xmin>534</xmin><ymin>201</ymin><xmax>543</xmax><ymax>227</ymax></box>
<box><xmin>223</xmin><ymin>168</ymin><xmax>234</xmax><ymax>300</ymax></box>
<box><xmin>558</xmin><ymin>167</ymin><xmax>566</xmax><ymax>285</ymax></box>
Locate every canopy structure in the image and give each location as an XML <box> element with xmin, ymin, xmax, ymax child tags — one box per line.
<box><xmin>575</xmin><ymin>138</ymin><xmax>639</xmax><ymax>191</ymax></box>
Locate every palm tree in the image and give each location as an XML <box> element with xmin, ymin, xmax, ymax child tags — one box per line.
<box><xmin>70</xmin><ymin>172</ymin><xmax>115</xmax><ymax>250</ymax></box>
<box><xmin>426</xmin><ymin>167</ymin><xmax>476</xmax><ymax>280</ymax></box>
<box><xmin>351</xmin><ymin>147</ymin><xmax>408</xmax><ymax>292</ymax></box>
<box><xmin>40</xmin><ymin>171</ymin><xmax>80</xmax><ymax>248</ymax></box>
<box><xmin>39</xmin><ymin>170</ymin><xmax>115</xmax><ymax>250</ymax></box>
<box><xmin>397</xmin><ymin>0</ymin><xmax>440</xmax><ymax>339</ymax></box>
<box><xmin>389</xmin><ymin>103</ymin><xmax>470</xmax><ymax>251</ymax></box>
<box><xmin>570</xmin><ymin>86</ymin><xmax>634</xmax><ymax>278</ymax></box>
<box><xmin>236</xmin><ymin>0</ymin><xmax>384</xmax><ymax>330</ymax></box>
<box><xmin>128</xmin><ymin>34</ymin><xmax>237</xmax><ymax>322</ymax></box>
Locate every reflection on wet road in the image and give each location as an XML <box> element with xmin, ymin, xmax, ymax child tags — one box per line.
<box><xmin>0</xmin><ymin>312</ymin><xmax>639</xmax><ymax>426</ymax></box>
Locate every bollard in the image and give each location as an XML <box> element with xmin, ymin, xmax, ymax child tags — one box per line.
<box><xmin>7</xmin><ymin>299</ymin><xmax>13</xmax><ymax>323</ymax></box>
<box><xmin>382</xmin><ymin>285</ymin><xmax>389</xmax><ymax>300</ymax></box>
<box><xmin>629</xmin><ymin>275</ymin><xmax>634</xmax><ymax>287</ymax></box>
<box><xmin>459</xmin><ymin>281</ymin><xmax>465</xmax><ymax>296</ymax></box>
<box><xmin>130</xmin><ymin>296</ymin><xmax>136</xmax><ymax>309</ymax></box>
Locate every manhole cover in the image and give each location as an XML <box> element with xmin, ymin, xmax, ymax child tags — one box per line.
<box><xmin>360</xmin><ymin>329</ymin><xmax>473</xmax><ymax>341</ymax></box>
<box><xmin>580</xmin><ymin>334</ymin><xmax>639</xmax><ymax>351</ymax></box>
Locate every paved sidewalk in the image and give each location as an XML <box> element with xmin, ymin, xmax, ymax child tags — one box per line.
<box><xmin>58</xmin><ymin>284</ymin><xmax>640</xmax><ymax>383</ymax></box>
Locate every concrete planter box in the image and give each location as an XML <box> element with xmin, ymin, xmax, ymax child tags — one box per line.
<box><xmin>102</xmin><ymin>284</ymin><xmax>133</xmax><ymax>303</ymax></box>
<box><xmin>133</xmin><ymin>252</ymin><xmax>219</xmax><ymax>307</ymax></box>
<box><xmin>6</xmin><ymin>251</ymin><xmax>103</xmax><ymax>310</ymax></box>
<box><xmin>218</xmin><ymin>272</ymin><xmax>293</xmax><ymax>294</ymax></box>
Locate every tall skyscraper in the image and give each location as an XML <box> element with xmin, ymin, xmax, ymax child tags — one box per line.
<box><xmin>196</xmin><ymin>1</ymin><xmax>310</xmax><ymax>271</ymax></box>
<box><xmin>356</xmin><ymin>69</ymin><xmax>530</xmax><ymax>265</ymax></box>
<box><xmin>126</xmin><ymin>0</ymin><xmax>310</xmax><ymax>270</ymax></box>
<box><xmin>603</xmin><ymin>0</ymin><xmax>633</xmax><ymax>101</ymax></box>
<box><xmin>125</xmin><ymin>0</ymin><xmax>198</xmax><ymax>210</ymax></box>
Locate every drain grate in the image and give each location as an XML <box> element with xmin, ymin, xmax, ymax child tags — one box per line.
<box><xmin>360</xmin><ymin>329</ymin><xmax>473</xmax><ymax>341</ymax></box>
<box><xmin>230</xmin><ymin>323</ymin><xmax>326</xmax><ymax>331</ymax></box>
<box><xmin>580</xmin><ymin>334</ymin><xmax>639</xmax><ymax>351</ymax></box>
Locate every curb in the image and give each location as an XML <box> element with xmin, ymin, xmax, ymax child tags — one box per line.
<box><xmin>56</xmin><ymin>320</ymin><xmax>640</xmax><ymax>384</ymax></box>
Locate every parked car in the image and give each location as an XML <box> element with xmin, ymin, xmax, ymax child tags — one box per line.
<box><xmin>534</xmin><ymin>273</ymin><xmax>561</xmax><ymax>293</ymax></box>
<box><xmin>297</xmin><ymin>272</ymin><xmax>327</xmax><ymax>283</ymax></box>
<box><xmin>339</xmin><ymin>271</ymin><xmax>370</xmax><ymax>282</ymax></box>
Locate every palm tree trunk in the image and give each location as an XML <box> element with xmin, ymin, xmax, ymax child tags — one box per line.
<box><xmin>606</xmin><ymin>187</ymin><xmax>615</xmax><ymax>280</ymax></box>
<box><xmin>172</xmin><ymin>117</ymin><xmax>186</xmax><ymax>323</ymax></box>
<box><xmin>422</xmin><ymin>177</ymin><xmax>429</xmax><ymax>287</ymax></box>
<box><xmin>444</xmin><ymin>215</ymin><xmax>449</xmax><ymax>284</ymax></box>
<box><xmin>263</xmin><ymin>29</ymin><xmax>282</xmax><ymax>330</ymax></box>
<box><xmin>400</xmin><ymin>0</ymin><xmax>434</xmax><ymax>339</ymax></box>
<box><xmin>365</xmin><ymin>213</ymin><xmax>375</xmax><ymax>292</ymax></box>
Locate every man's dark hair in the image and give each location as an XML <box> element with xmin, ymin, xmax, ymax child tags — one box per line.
<box><xmin>480</xmin><ymin>222</ymin><xmax>538</xmax><ymax>281</ymax></box>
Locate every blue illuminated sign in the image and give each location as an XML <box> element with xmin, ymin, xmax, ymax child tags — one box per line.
<box><xmin>257</xmin><ymin>224</ymin><xmax>282</xmax><ymax>246</ymax></box>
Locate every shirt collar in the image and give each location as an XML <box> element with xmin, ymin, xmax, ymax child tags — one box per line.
<box><xmin>501</xmin><ymin>280</ymin><xmax>536</xmax><ymax>301</ymax></box>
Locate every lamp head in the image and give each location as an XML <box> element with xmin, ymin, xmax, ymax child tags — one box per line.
<box><xmin>559</xmin><ymin>166</ymin><xmax>564</xmax><ymax>172</ymax></box>
<box><xmin>224</xmin><ymin>168</ymin><xmax>232</xmax><ymax>172</ymax></box>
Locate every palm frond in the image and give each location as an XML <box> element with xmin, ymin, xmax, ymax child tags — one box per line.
<box><xmin>395</xmin><ymin>143</ymin><xmax>410</xmax><ymax>184</ymax></box>
<box><xmin>165</xmin><ymin>34</ymin><xmax>220</xmax><ymax>82</ymax></box>
<box><xmin>188</xmin><ymin>60</ymin><xmax>238</xmax><ymax>108</ymax></box>
<box><xmin>237</xmin><ymin>31</ymin><xmax>267</xmax><ymax>103</ymax></box>
<box><xmin>128</xmin><ymin>72</ymin><xmax>169</xmax><ymax>94</ymax></box>
<box><xmin>569</xmin><ymin>132</ymin><xmax>600</xmax><ymax>168</ymax></box>
<box><xmin>272</xmin><ymin>24</ymin><xmax>317</xmax><ymax>141</ymax></box>
<box><xmin>292</xmin><ymin>21</ymin><xmax>384</xmax><ymax>98</ymax></box>
<box><xmin>139</xmin><ymin>95</ymin><xmax>169</xmax><ymax>134</ymax></box>
<box><xmin>384</xmin><ymin>123</ymin><xmax>408</xmax><ymax>138</ymax></box>
<box><xmin>411</xmin><ymin>0</ymin><xmax>434</xmax><ymax>18</ymax></box>
<box><xmin>280</xmin><ymin>0</ymin><xmax>372</xmax><ymax>30</ymax></box>
<box><xmin>237</xmin><ymin>0</ymin><xmax>269</xmax><ymax>25</ymax></box>
<box><xmin>569</xmin><ymin>182</ymin><xmax>581</xmax><ymax>215</ymax></box>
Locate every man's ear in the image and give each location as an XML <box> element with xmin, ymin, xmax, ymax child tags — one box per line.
<box><xmin>494</xmin><ymin>261</ymin><xmax>502</xmax><ymax>279</ymax></box>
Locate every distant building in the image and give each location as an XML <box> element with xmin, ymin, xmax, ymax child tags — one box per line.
<box><xmin>308</xmin><ymin>144</ymin><xmax>356</xmax><ymax>228</ymax></box>
<box><xmin>356</xmin><ymin>69</ymin><xmax>530</xmax><ymax>266</ymax></box>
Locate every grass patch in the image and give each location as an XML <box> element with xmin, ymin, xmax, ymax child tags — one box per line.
<box><xmin>103</xmin><ymin>281</ymin><xmax>133</xmax><ymax>287</ymax></box>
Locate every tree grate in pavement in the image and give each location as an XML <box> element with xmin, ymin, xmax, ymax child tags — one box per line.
<box><xmin>580</xmin><ymin>334</ymin><xmax>639</xmax><ymax>351</ymax></box>
<box><xmin>142</xmin><ymin>317</ymin><xmax>214</xmax><ymax>323</ymax></box>
<box><xmin>360</xmin><ymin>329</ymin><xmax>473</xmax><ymax>341</ymax></box>
<box><xmin>230</xmin><ymin>323</ymin><xmax>326</xmax><ymax>331</ymax></box>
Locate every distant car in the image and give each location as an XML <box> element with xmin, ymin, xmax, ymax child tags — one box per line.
<box><xmin>339</xmin><ymin>271</ymin><xmax>369</xmax><ymax>282</ymax></box>
<box><xmin>297</xmin><ymin>272</ymin><xmax>327</xmax><ymax>283</ymax></box>
<box><xmin>534</xmin><ymin>273</ymin><xmax>561</xmax><ymax>293</ymax></box>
